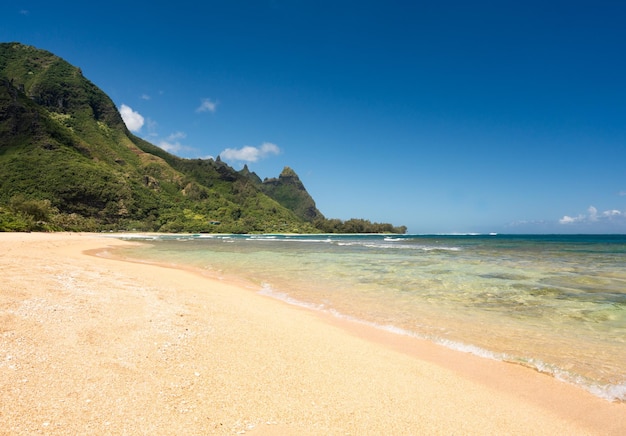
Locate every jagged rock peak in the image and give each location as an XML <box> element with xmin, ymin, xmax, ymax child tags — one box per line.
<box><xmin>239</xmin><ymin>164</ymin><xmax>262</xmax><ymax>184</ymax></box>
<box><xmin>279</xmin><ymin>166</ymin><xmax>298</xmax><ymax>178</ymax></box>
<box><xmin>263</xmin><ymin>166</ymin><xmax>303</xmax><ymax>188</ymax></box>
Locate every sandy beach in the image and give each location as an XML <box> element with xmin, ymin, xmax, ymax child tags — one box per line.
<box><xmin>1</xmin><ymin>233</ymin><xmax>624</xmax><ymax>435</ymax></box>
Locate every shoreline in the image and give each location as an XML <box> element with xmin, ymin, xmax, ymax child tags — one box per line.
<box><xmin>1</xmin><ymin>232</ymin><xmax>624</xmax><ymax>434</ymax></box>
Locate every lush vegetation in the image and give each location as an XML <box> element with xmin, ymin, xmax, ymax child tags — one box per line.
<box><xmin>260</xmin><ymin>166</ymin><xmax>323</xmax><ymax>222</ymax></box>
<box><xmin>0</xmin><ymin>42</ymin><xmax>406</xmax><ymax>234</ymax></box>
<box><xmin>313</xmin><ymin>217</ymin><xmax>407</xmax><ymax>234</ymax></box>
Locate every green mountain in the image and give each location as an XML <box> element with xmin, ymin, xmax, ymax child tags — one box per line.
<box><xmin>0</xmin><ymin>42</ymin><xmax>406</xmax><ymax>234</ymax></box>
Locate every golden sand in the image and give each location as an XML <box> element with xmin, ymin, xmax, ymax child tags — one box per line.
<box><xmin>1</xmin><ymin>233</ymin><xmax>624</xmax><ymax>435</ymax></box>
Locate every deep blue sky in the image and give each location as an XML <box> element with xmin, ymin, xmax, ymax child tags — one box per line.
<box><xmin>3</xmin><ymin>1</ymin><xmax>625</xmax><ymax>233</ymax></box>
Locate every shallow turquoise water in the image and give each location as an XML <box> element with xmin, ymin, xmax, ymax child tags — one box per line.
<box><xmin>115</xmin><ymin>234</ymin><xmax>626</xmax><ymax>401</ymax></box>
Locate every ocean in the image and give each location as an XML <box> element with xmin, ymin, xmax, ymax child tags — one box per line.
<box><xmin>113</xmin><ymin>233</ymin><xmax>626</xmax><ymax>402</ymax></box>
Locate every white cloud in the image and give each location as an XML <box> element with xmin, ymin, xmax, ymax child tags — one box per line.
<box><xmin>602</xmin><ymin>209</ymin><xmax>622</xmax><ymax>217</ymax></box>
<box><xmin>119</xmin><ymin>104</ymin><xmax>144</xmax><ymax>132</ymax></box>
<box><xmin>196</xmin><ymin>98</ymin><xmax>218</xmax><ymax>113</ymax></box>
<box><xmin>260</xmin><ymin>141</ymin><xmax>280</xmax><ymax>154</ymax></box>
<box><xmin>559</xmin><ymin>215</ymin><xmax>582</xmax><ymax>224</ymax></box>
<box><xmin>140</xmin><ymin>94</ymin><xmax>151</xmax><ymax>100</ymax></box>
<box><xmin>559</xmin><ymin>205</ymin><xmax>625</xmax><ymax>225</ymax></box>
<box><xmin>220</xmin><ymin>142</ymin><xmax>281</xmax><ymax>163</ymax></box>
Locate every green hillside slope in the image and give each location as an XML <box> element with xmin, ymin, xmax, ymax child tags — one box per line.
<box><xmin>0</xmin><ymin>42</ymin><xmax>405</xmax><ymax>234</ymax></box>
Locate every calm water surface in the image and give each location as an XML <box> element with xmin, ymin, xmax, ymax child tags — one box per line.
<box><xmin>115</xmin><ymin>234</ymin><xmax>626</xmax><ymax>401</ymax></box>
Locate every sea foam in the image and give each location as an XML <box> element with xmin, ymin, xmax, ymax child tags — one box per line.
<box><xmin>257</xmin><ymin>282</ymin><xmax>626</xmax><ymax>403</ymax></box>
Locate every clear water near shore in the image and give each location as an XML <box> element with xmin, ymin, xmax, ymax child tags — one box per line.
<box><xmin>114</xmin><ymin>233</ymin><xmax>626</xmax><ymax>402</ymax></box>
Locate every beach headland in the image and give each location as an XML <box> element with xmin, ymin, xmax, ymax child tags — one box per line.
<box><xmin>1</xmin><ymin>232</ymin><xmax>624</xmax><ymax>435</ymax></box>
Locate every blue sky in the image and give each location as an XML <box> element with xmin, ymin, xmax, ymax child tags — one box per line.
<box><xmin>2</xmin><ymin>1</ymin><xmax>625</xmax><ymax>233</ymax></box>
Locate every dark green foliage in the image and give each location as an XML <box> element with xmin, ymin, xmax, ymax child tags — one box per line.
<box><xmin>312</xmin><ymin>217</ymin><xmax>407</xmax><ymax>234</ymax></box>
<box><xmin>0</xmin><ymin>42</ymin><xmax>406</xmax><ymax>234</ymax></box>
<box><xmin>260</xmin><ymin>166</ymin><xmax>323</xmax><ymax>222</ymax></box>
<box><xmin>0</xmin><ymin>195</ymin><xmax>56</xmax><ymax>231</ymax></box>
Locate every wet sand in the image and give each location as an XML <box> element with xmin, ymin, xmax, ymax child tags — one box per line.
<box><xmin>1</xmin><ymin>232</ymin><xmax>624</xmax><ymax>435</ymax></box>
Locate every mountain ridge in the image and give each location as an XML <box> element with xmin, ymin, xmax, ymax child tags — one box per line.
<box><xmin>0</xmin><ymin>42</ymin><xmax>406</xmax><ymax>234</ymax></box>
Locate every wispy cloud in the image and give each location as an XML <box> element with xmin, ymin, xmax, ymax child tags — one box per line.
<box><xmin>220</xmin><ymin>142</ymin><xmax>281</xmax><ymax>163</ymax></box>
<box><xmin>507</xmin><ymin>219</ymin><xmax>547</xmax><ymax>227</ymax></box>
<box><xmin>619</xmin><ymin>191</ymin><xmax>626</xmax><ymax>196</ymax></box>
<box><xmin>140</xmin><ymin>94</ymin><xmax>151</xmax><ymax>100</ymax></box>
<box><xmin>196</xmin><ymin>98</ymin><xmax>218</xmax><ymax>113</ymax></box>
<box><xmin>119</xmin><ymin>104</ymin><xmax>144</xmax><ymax>132</ymax></box>
<box><xmin>559</xmin><ymin>205</ymin><xmax>625</xmax><ymax>225</ymax></box>
<box><xmin>157</xmin><ymin>132</ymin><xmax>195</xmax><ymax>154</ymax></box>
<box><xmin>145</xmin><ymin>118</ymin><xmax>158</xmax><ymax>137</ymax></box>
<box><xmin>19</xmin><ymin>9</ymin><xmax>29</xmax><ymax>15</ymax></box>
